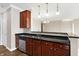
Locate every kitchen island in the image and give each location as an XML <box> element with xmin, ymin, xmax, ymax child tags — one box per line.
<box><xmin>15</xmin><ymin>32</ymin><xmax>70</xmax><ymax>56</ymax></box>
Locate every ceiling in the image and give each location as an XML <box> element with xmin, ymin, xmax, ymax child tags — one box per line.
<box><xmin>0</xmin><ymin>3</ymin><xmax>79</xmax><ymax>21</ymax></box>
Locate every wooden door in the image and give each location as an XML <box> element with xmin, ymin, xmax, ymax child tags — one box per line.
<box><xmin>53</xmin><ymin>43</ymin><xmax>70</xmax><ymax>56</ymax></box>
<box><xmin>20</xmin><ymin>12</ymin><xmax>26</xmax><ymax>28</ymax></box>
<box><xmin>15</xmin><ymin>35</ymin><xmax>19</xmax><ymax>49</ymax></box>
<box><xmin>41</xmin><ymin>41</ymin><xmax>54</xmax><ymax>56</ymax></box>
<box><xmin>26</xmin><ymin>38</ymin><xmax>33</xmax><ymax>55</ymax></box>
<box><xmin>32</xmin><ymin>39</ymin><xmax>41</xmax><ymax>56</ymax></box>
<box><xmin>20</xmin><ymin>10</ymin><xmax>31</xmax><ymax>28</ymax></box>
<box><xmin>26</xmin><ymin>11</ymin><xmax>31</xmax><ymax>28</ymax></box>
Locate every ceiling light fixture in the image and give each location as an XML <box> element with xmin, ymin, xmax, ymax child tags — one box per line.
<box><xmin>42</xmin><ymin>3</ymin><xmax>50</xmax><ymax>23</ymax></box>
<box><xmin>37</xmin><ymin>3</ymin><xmax>50</xmax><ymax>23</ymax></box>
<box><xmin>56</xmin><ymin>3</ymin><xmax>60</xmax><ymax>15</ymax></box>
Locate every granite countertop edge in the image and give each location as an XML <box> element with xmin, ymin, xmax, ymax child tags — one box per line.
<box><xmin>15</xmin><ymin>33</ymin><xmax>70</xmax><ymax>45</ymax></box>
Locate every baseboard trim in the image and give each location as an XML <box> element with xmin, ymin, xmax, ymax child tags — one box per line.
<box><xmin>5</xmin><ymin>46</ymin><xmax>17</xmax><ymax>51</ymax></box>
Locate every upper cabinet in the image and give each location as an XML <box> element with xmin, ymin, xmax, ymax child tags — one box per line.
<box><xmin>20</xmin><ymin>10</ymin><xmax>31</xmax><ymax>28</ymax></box>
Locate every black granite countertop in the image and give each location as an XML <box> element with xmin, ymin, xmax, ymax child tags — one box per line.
<box><xmin>16</xmin><ymin>32</ymin><xmax>69</xmax><ymax>37</ymax></box>
<box><xmin>15</xmin><ymin>32</ymin><xmax>70</xmax><ymax>45</ymax></box>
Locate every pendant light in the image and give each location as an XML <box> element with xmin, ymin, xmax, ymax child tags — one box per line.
<box><xmin>46</xmin><ymin>3</ymin><xmax>49</xmax><ymax>17</ymax></box>
<box><xmin>38</xmin><ymin>5</ymin><xmax>41</xmax><ymax>18</ymax></box>
<box><xmin>43</xmin><ymin>3</ymin><xmax>49</xmax><ymax>23</ymax></box>
<box><xmin>56</xmin><ymin>3</ymin><xmax>60</xmax><ymax>15</ymax></box>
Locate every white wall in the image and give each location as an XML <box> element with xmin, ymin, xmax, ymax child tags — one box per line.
<box><xmin>1</xmin><ymin>6</ymin><xmax>23</xmax><ymax>51</ymax></box>
<box><xmin>2</xmin><ymin>12</ymin><xmax>8</xmax><ymax>46</ymax></box>
<box><xmin>69</xmin><ymin>38</ymin><xmax>78</xmax><ymax>56</ymax></box>
<box><xmin>31</xmin><ymin>19</ymin><xmax>41</xmax><ymax>32</ymax></box>
<box><xmin>11</xmin><ymin>7</ymin><xmax>23</xmax><ymax>50</ymax></box>
<box><xmin>61</xmin><ymin>21</ymin><xmax>72</xmax><ymax>34</ymax></box>
<box><xmin>74</xmin><ymin>19</ymin><xmax>79</xmax><ymax>35</ymax></box>
<box><xmin>43</xmin><ymin>21</ymin><xmax>61</xmax><ymax>32</ymax></box>
<box><xmin>43</xmin><ymin>20</ymin><xmax>72</xmax><ymax>34</ymax></box>
<box><xmin>0</xmin><ymin>14</ymin><xmax>3</xmax><ymax>45</ymax></box>
<box><xmin>74</xmin><ymin>19</ymin><xmax>79</xmax><ymax>52</ymax></box>
<box><xmin>31</xmin><ymin>5</ymin><xmax>41</xmax><ymax>32</ymax></box>
<box><xmin>6</xmin><ymin>8</ymin><xmax>11</xmax><ymax>49</ymax></box>
<box><xmin>2</xmin><ymin>8</ymin><xmax>12</xmax><ymax>49</ymax></box>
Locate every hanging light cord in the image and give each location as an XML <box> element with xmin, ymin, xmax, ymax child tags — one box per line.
<box><xmin>57</xmin><ymin>3</ymin><xmax>59</xmax><ymax>12</ymax></box>
<box><xmin>46</xmin><ymin>3</ymin><xmax>48</xmax><ymax>14</ymax></box>
<box><xmin>38</xmin><ymin>5</ymin><xmax>40</xmax><ymax>16</ymax></box>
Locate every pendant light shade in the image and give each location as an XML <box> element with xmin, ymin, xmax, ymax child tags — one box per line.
<box><xmin>56</xmin><ymin>11</ymin><xmax>60</xmax><ymax>15</ymax></box>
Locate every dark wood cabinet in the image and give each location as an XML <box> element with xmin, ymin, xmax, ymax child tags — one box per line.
<box><xmin>26</xmin><ymin>38</ymin><xmax>70</xmax><ymax>56</ymax></box>
<box><xmin>26</xmin><ymin>38</ymin><xmax>41</xmax><ymax>56</ymax></box>
<box><xmin>41</xmin><ymin>40</ymin><xmax>54</xmax><ymax>56</ymax></box>
<box><xmin>15</xmin><ymin>35</ymin><xmax>19</xmax><ymax>49</ymax></box>
<box><xmin>16</xmin><ymin>35</ymin><xmax>70</xmax><ymax>56</ymax></box>
<box><xmin>53</xmin><ymin>43</ymin><xmax>70</xmax><ymax>56</ymax></box>
<box><xmin>26</xmin><ymin>38</ymin><xmax>33</xmax><ymax>55</ymax></box>
<box><xmin>32</xmin><ymin>39</ymin><xmax>41</xmax><ymax>56</ymax></box>
<box><xmin>20</xmin><ymin>10</ymin><xmax>31</xmax><ymax>28</ymax></box>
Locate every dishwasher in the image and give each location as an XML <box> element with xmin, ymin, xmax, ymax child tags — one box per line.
<box><xmin>18</xmin><ymin>37</ymin><xmax>26</xmax><ymax>53</ymax></box>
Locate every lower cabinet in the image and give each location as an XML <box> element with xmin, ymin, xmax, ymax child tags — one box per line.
<box><xmin>26</xmin><ymin>38</ymin><xmax>41</xmax><ymax>56</ymax></box>
<box><xmin>41</xmin><ymin>46</ymin><xmax>54</xmax><ymax>56</ymax></box>
<box><xmin>26</xmin><ymin>38</ymin><xmax>33</xmax><ymax>55</ymax></box>
<box><xmin>15</xmin><ymin>35</ymin><xmax>19</xmax><ymax>49</ymax></box>
<box><xmin>32</xmin><ymin>39</ymin><xmax>41</xmax><ymax>56</ymax></box>
<box><xmin>53</xmin><ymin>43</ymin><xmax>70</xmax><ymax>56</ymax></box>
<box><xmin>26</xmin><ymin>38</ymin><xmax>70</xmax><ymax>56</ymax></box>
<box><xmin>26</xmin><ymin>45</ymin><xmax>33</xmax><ymax>55</ymax></box>
<box><xmin>16</xmin><ymin>36</ymin><xmax>70</xmax><ymax>56</ymax></box>
<box><xmin>32</xmin><ymin>45</ymin><xmax>41</xmax><ymax>56</ymax></box>
<box><xmin>41</xmin><ymin>41</ymin><xmax>54</xmax><ymax>56</ymax></box>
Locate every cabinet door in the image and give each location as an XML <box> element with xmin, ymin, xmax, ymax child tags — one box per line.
<box><xmin>15</xmin><ymin>35</ymin><xmax>19</xmax><ymax>49</ymax></box>
<box><xmin>20</xmin><ymin>12</ymin><xmax>26</xmax><ymax>28</ymax></box>
<box><xmin>20</xmin><ymin>10</ymin><xmax>31</xmax><ymax>28</ymax></box>
<box><xmin>26</xmin><ymin>11</ymin><xmax>31</xmax><ymax>28</ymax></box>
<box><xmin>26</xmin><ymin>38</ymin><xmax>33</xmax><ymax>55</ymax></box>
<box><xmin>53</xmin><ymin>43</ymin><xmax>70</xmax><ymax>56</ymax></box>
<box><xmin>41</xmin><ymin>41</ymin><xmax>54</xmax><ymax>56</ymax></box>
<box><xmin>26</xmin><ymin>38</ymin><xmax>33</xmax><ymax>46</ymax></box>
<box><xmin>53</xmin><ymin>48</ymin><xmax>66</xmax><ymax>56</ymax></box>
<box><xmin>32</xmin><ymin>39</ymin><xmax>41</xmax><ymax>56</ymax></box>
<box><xmin>41</xmin><ymin>46</ymin><xmax>54</xmax><ymax>56</ymax></box>
<box><xmin>26</xmin><ymin>45</ymin><xmax>33</xmax><ymax>55</ymax></box>
<box><xmin>32</xmin><ymin>46</ymin><xmax>41</xmax><ymax>56</ymax></box>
